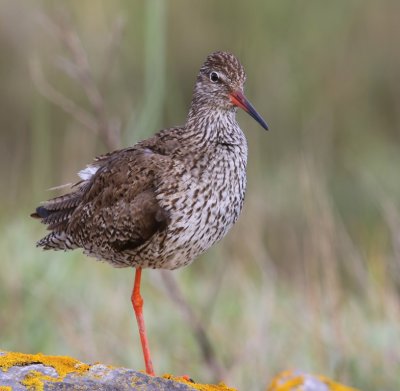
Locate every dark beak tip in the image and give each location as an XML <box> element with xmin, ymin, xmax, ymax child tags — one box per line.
<box><xmin>230</xmin><ymin>91</ymin><xmax>269</xmax><ymax>131</ymax></box>
<box><xmin>251</xmin><ymin>112</ymin><xmax>269</xmax><ymax>131</ymax></box>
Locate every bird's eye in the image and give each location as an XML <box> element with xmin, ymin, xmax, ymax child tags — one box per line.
<box><xmin>209</xmin><ymin>71</ymin><xmax>220</xmax><ymax>83</ymax></box>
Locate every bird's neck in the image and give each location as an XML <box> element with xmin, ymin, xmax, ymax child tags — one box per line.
<box><xmin>186</xmin><ymin>103</ymin><xmax>243</xmax><ymax>146</ymax></box>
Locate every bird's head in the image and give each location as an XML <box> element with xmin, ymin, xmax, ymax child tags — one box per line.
<box><xmin>191</xmin><ymin>51</ymin><xmax>268</xmax><ymax>130</ymax></box>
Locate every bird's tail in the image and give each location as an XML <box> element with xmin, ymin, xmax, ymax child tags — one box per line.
<box><xmin>31</xmin><ymin>188</ymin><xmax>86</xmax><ymax>250</ymax></box>
<box><xmin>35</xmin><ymin>231</ymin><xmax>75</xmax><ymax>250</ymax></box>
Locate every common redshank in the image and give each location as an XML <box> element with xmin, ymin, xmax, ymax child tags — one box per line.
<box><xmin>31</xmin><ymin>51</ymin><xmax>268</xmax><ymax>376</ymax></box>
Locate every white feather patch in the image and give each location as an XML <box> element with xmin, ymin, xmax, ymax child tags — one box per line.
<box><xmin>78</xmin><ymin>165</ymin><xmax>99</xmax><ymax>180</ymax></box>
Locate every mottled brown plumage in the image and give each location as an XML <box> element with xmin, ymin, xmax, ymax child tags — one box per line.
<box><xmin>32</xmin><ymin>51</ymin><xmax>268</xmax><ymax>271</ymax></box>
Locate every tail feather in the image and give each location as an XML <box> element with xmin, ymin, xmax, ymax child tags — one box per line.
<box><xmin>37</xmin><ymin>232</ymin><xmax>77</xmax><ymax>250</ymax></box>
<box><xmin>33</xmin><ymin>207</ymin><xmax>75</xmax><ymax>230</ymax></box>
<box><xmin>32</xmin><ymin>185</ymin><xmax>87</xmax><ymax>251</ymax></box>
<box><xmin>39</xmin><ymin>184</ymin><xmax>88</xmax><ymax>211</ymax></box>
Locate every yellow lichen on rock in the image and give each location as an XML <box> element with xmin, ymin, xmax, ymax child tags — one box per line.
<box><xmin>1</xmin><ymin>350</ymin><xmax>90</xmax><ymax>390</ymax></box>
<box><xmin>0</xmin><ymin>386</ymin><xmax>13</xmax><ymax>391</ymax></box>
<box><xmin>0</xmin><ymin>350</ymin><xmax>89</xmax><ymax>378</ymax></box>
<box><xmin>317</xmin><ymin>374</ymin><xmax>359</xmax><ymax>391</ymax></box>
<box><xmin>268</xmin><ymin>370</ymin><xmax>359</xmax><ymax>391</ymax></box>
<box><xmin>267</xmin><ymin>370</ymin><xmax>304</xmax><ymax>391</ymax></box>
<box><xmin>163</xmin><ymin>374</ymin><xmax>238</xmax><ymax>391</ymax></box>
<box><xmin>21</xmin><ymin>369</ymin><xmax>60</xmax><ymax>391</ymax></box>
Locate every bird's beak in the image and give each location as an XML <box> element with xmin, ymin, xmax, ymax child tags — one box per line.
<box><xmin>229</xmin><ymin>90</ymin><xmax>269</xmax><ymax>130</ymax></box>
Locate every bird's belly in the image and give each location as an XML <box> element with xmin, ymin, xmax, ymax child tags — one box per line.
<box><xmin>151</xmin><ymin>178</ymin><xmax>245</xmax><ymax>269</ymax></box>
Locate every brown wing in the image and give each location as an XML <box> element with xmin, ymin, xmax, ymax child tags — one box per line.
<box><xmin>32</xmin><ymin>147</ymin><xmax>171</xmax><ymax>256</ymax></box>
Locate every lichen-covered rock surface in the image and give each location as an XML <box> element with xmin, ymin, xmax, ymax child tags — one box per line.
<box><xmin>0</xmin><ymin>350</ymin><xmax>359</xmax><ymax>391</ymax></box>
<box><xmin>0</xmin><ymin>350</ymin><xmax>235</xmax><ymax>391</ymax></box>
<box><xmin>268</xmin><ymin>370</ymin><xmax>359</xmax><ymax>391</ymax></box>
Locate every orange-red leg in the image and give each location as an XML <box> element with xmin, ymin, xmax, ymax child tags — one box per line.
<box><xmin>131</xmin><ymin>267</ymin><xmax>155</xmax><ymax>376</ymax></box>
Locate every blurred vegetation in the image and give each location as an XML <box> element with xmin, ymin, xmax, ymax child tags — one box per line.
<box><xmin>1</xmin><ymin>1</ymin><xmax>400</xmax><ymax>390</ymax></box>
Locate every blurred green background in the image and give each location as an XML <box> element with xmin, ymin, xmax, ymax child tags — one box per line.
<box><xmin>1</xmin><ymin>1</ymin><xmax>400</xmax><ymax>390</ymax></box>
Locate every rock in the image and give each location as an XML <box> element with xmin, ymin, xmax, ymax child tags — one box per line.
<box><xmin>0</xmin><ymin>350</ymin><xmax>236</xmax><ymax>390</ymax></box>
<box><xmin>268</xmin><ymin>370</ymin><xmax>358</xmax><ymax>391</ymax></box>
<box><xmin>0</xmin><ymin>350</ymin><xmax>359</xmax><ymax>391</ymax></box>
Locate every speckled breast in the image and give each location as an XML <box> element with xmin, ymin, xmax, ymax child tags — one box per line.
<box><xmin>138</xmin><ymin>144</ymin><xmax>247</xmax><ymax>270</ymax></box>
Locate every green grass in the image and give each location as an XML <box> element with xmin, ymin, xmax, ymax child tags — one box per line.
<box><xmin>1</xmin><ymin>1</ymin><xmax>400</xmax><ymax>390</ymax></box>
<box><xmin>1</xmin><ymin>204</ymin><xmax>399</xmax><ymax>390</ymax></box>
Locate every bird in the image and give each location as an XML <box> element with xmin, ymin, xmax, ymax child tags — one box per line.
<box><xmin>31</xmin><ymin>51</ymin><xmax>268</xmax><ymax>376</ymax></box>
